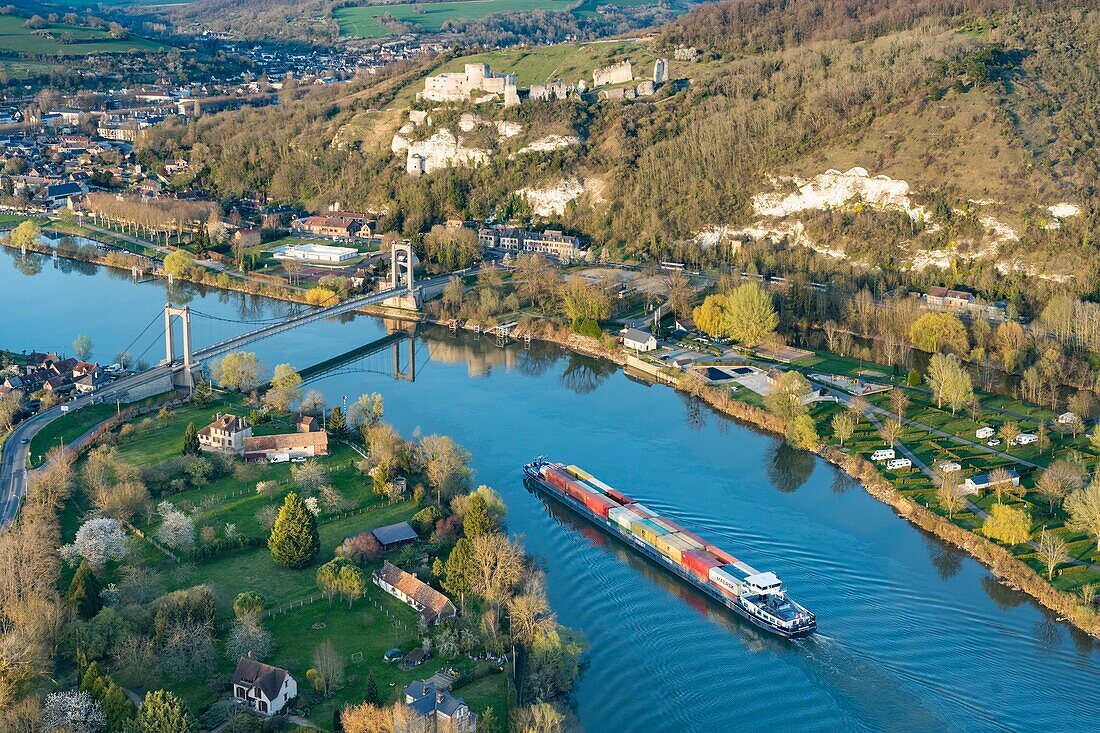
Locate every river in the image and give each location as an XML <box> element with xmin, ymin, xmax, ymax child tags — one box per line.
<box><xmin>2</xmin><ymin>249</ymin><xmax>1098</xmax><ymax>732</ymax></box>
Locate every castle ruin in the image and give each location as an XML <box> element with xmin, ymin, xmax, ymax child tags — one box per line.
<box><xmin>419</xmin><ymin>63</ymin><xmax>520</xmax><ymax>107</ymax></box>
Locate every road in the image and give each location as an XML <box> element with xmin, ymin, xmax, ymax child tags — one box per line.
<box><xmin>0</xmin><ymin>365</ymin><xmax>171</xmax><ymax>528</ymax></box>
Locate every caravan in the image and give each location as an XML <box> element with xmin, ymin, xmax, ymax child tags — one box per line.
<box><xmin>871</xmin><ymin>448</ymin><xmax>895</xmax><ymax>462</ymax></box>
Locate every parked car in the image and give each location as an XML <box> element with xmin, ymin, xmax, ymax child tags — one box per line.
<box><xmin>987</xmin><ymin>439</ymin><xmax>1001</xmax><ymax>447</ymax></box>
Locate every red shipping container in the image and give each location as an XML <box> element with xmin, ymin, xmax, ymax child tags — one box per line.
<box><xmin>706</xmin><ymin>545</ymin><xmax>739</xmax><ymax>566</ymax></box>
<box><xmin>606</xmin><ymin>488</ymin><xmax>634</xmax><ymax>506</ymax></box>
<box><xmin>583</xmin><ymin>492</ymin><xmax>616</xmax><ymax>518</ymax></box>
<box><xmin>681</xmin><ymin>549</ymin><xmax>722</xmax><ymax>579</ymax></box>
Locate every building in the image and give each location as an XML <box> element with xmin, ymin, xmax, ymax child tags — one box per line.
<box><xmin>232</xmin><ymin>657</ymin><xmax>297</xmax><ymax>716</ymax></box>
<box><xmin>399</xmin><ymin>680</ymin><xmax>478</xmax><ymax>733</ymax></box>
<box><xmin>197</xmin><ymin>414</ymin><xmax>253</xmax><ymax>454</ymax></box>
<box><xmin>923</xmin><ymin>286</ymin><xmax>975</xmax><ymax>311</ymax></box>
<box><xmin>419</xmin><ymin>63</ymin><xmax>519</xmax><ymax>107</ymax></box>
<box><xmin>292</xmin><ymin>215</ymin><xmax>364</xmax><ymax>239</ymax></box>
<box><xmin>233</xmin><ymin>228</ymin><xmax>261</xmax><ymax>248</ymax></box>
<box><xmin>373</xmin><ymin>560</ymin><xmax>456</xmax><ymax>626</ymax></box>
<box><xmin>274</xmin><ymin>242</ymin><xmax>359</xmax><ymax>264</ymax></box>
<box><xmin>243</xmin><ymin>431</ymin><xmax>329</xmax><ymax>462</ymax></box>
<box><xmin>372</xmin><ymin>521</ymin><xmax>419</xmax><ymax>551</ymax></box>
<box><xmin>593</xmin><ymin>60</ymin><xmax>633</xmax><ymax>87</ymax></box>
<box><xmin>477</xmin><ymin>226</ymin><xmax>585</xmax><ymax>262</ymax></box>
<box><xmin>962</xmin><ymin>469</ymin><xmax>1021</xmax><ymax>495</ymax></box>
<box><xmin>622</xmin><ymin>328</ymin><xmax>658</xmax><ymax>352</ymax></box>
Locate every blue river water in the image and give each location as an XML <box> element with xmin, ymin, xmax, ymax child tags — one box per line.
<box><xmin>2</xmin><ymin>249</ymin><xmax>1098</xmax><ymax>732</ymax></box>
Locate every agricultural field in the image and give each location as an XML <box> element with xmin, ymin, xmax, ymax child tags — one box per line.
<box><xmin>335</xmin><ymin>0</ymin><xmax>578</xmax><ymax>38</ymax></box>
<box><xmin>0</xmin><ymin>14</ymin><xmax>168</xmax><ymax>57</ymax></box>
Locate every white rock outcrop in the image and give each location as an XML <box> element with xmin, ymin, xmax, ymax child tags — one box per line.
<box><xmin>405</xmin><ymin>129</ymin><xmax>488</xmax><ymax>175</ymax></box>
<box><xmin>516</xmin><ymin>178</ymin><xmax>586</xmax><ymax>217</ymax></box>
<box><xmin>496</xmin><ymin>120</ymin><xmax>522</xmax><ymax>138</ymax></box>
<box><xmin>753</xmin><ymin>167</ymin><xmax>926</xmax><ymax>220</ymax></box>
<box><xmin>1049</xmin><ymin>202</ymin><xmax>1080</xmax><ymax>218</ymax></box>
<box><xmin>518</xmin><ymin>135</ymin><xmax>580</xmax><ymax>155</ymax></box>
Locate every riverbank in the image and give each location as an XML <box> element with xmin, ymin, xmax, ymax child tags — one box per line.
<box><xmin>510</xmin><ymin>319</ymin><xmax>1100</xmax><ymax>639</ymax></box>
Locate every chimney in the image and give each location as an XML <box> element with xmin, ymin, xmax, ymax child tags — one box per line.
<box><xmin>436</xmin><ymin>691</ymin><xmax>444</xmax><ymax>704</ymax></box>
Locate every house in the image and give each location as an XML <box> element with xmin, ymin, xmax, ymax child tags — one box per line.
<box><xmin>477</xmin><ymin>226</ymin><xmax>585</xmax><ymax>262</ymax></box>
<box><xmin>198</xmin><ymin>414</ymin><xmax>253</xmax><ymax>454</ymax></box>
<box><xmin>233</xmin><ymin>228</ymin><xmax>261</xmax><ymax>248</ymax></box>
<box><xmin>674</xmin><ymin>316</ymin><xmax>698</xmax><ymax>334</ymax></box>
<box><xmin>231</xmin><ymin>657</ymin><xmax>297</xmax><ymax>716</ymax></box>
<box><xmin>622</xmin><ymin>328</ymin><xmax>658</xmax><ymax>352</ymax></box>
<box><xmin>399</xmin><ymin>680</ymin><xmax>478</xmax><ymax>733</ymax></box>
<box><xmin>925</xmin><ymin>286</ymin><xmax>975</xmax><ymax>311</ymax></box>
<box><xmin>242</xmin><ymin>431</ymin><xmax>329</xmax><ymax>462</ymax></box>
<box><xmin>372</xmin><ymin>521</ymin><xmax>419</xmax><ymax>551</ymax></box>
<box><xmin>963</xmin><ymin>469</ymin><xmax>1020</xmax><ymax>495</ymax></box>
<box><xmin>373</xmin><ymin>560</ymin><xmax>457</xmax><ymax>626</ymax></box>
<box><xmin>296</xmin><ymin>414</ymin><xmax>319</xmax><ymax>433</ymax></box>
<box><xmin>292</xmin><ymin>215</ymin><xmax>363</xmax><ymax>239</ymax></box>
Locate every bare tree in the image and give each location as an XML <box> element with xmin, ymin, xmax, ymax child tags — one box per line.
<box><xmin>880</xmin><ymin>418</ymin><xmax>904</xmax><ymax>447</ymax></box>
<box><xmin>310</xmin><ymin>640</ymin><xmax>345</xmax><ymax>698</ymax></box>
<box><xmin>1036</xmin><ymin>529</ymin><xmax>1067</xmax><ymax>580</ymax></box>
<box><xmin>831</xmin><ymin>412</ymin><xmax>856</xmax><ymax>447</ymax></box>
<box><xmin>889</xmin><ymin>388</ymin><xmax>909</xmax><ymax>419</ymax></box>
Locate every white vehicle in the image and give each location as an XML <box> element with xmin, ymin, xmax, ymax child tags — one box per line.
<box><xmin>1012</xmin><ymin>433</ymin><xmax>1038</xmax><ymax>446</ymax></box>
<box><xmin>886</xmin><ymin>458</ymin><xmax>912</xmax><ymax>470</ymax></box>
<box><xmin>938</xmin><ymin>461</ymin><xmax>962</xmax><ymax>473</ymax></box>
<box><xmin>290</xmin><ymin>456</ymin><xmax>307</xmax><ymax>463</ymax></box>
<box><xmin>871</xmin><ymin>448</ymin><xmax>896</xmax><ymax>462</ymax></box>
<box><xmin>975</xmin><ymin>427</ymin><xmax>995</xmax><ymax>439</ymax></box>
<box><xmin>987</xmin><ymin>439</ymin><xmax>1001</xmax><ymax>447</ymax></box>
<box><xmin>268</xmin><ymin>454</ymin><xmax>289</xmax><ymax>464</ymax></box>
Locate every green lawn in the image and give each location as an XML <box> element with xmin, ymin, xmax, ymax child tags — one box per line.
<box><xmin>336</xmin><ymin>0</ymin><xmax>577</xmax><ymax>37</ymax></box>
<box><xmin>29</xmin><ymin>402</ymin><xmax>118</xmax><ymax>467</ymax></box>
<box><xmin>0</xmin><ymin>14</ymin><xmax>168</xmax><ymax>56</ymax></box>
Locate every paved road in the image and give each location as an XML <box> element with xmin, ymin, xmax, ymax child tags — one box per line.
<box><xmin>0</xmin><ymin>365</ymin><xmax>172</xmax><ymax>528</ymax></box>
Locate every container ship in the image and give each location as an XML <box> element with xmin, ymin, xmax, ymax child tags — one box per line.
<box><xmin>523</xmin><ymin>458</ymin><xmax>817</xmax><ymax>639</ymax></box>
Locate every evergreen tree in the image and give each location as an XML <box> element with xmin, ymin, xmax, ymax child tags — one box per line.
<box><xmin>193</xmin><ymin>373</ymin><xmax>214</xmax><ymax>406</ymax></box>
<box><xmin>136</xmin><ymin>690</ymin><xmax>195</xmax><ymax>733</ymax></box>
<box><xmin>65</xmin><ymin>559</ymin><xmax>103</xmax><ymax>620</ymax></box>
<box><xmin>328</xmin><ymin>406</ymin><xmax>347</xmax><ymax>434</ymax></box>
<box><xmin>101</xmin><ymin>679</ymin><xmax>137</xmax><ymax>730</ymax></box>
<box><xmin>463</xmin><ymin>495</ymin><xmax>493</xmax><ymax>539</ymax></box>
<box><xmin>268</xmin><ymin>492</ymin><xmax>319</xmax><ymax>568</ymax></box>
<box><xmin>182</xmin><ymin>422</ymin><xmax>200</xmax><ymax>455</ymax></box>
<box><xmin>364</xmin><ymin>673</ymin><xmax>380</xmax><ymax>705</ymax></box>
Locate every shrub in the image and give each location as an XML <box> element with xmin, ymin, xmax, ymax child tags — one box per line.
<box><xmin>335</xmin><ymin>532</ymin><xmax>382</xmax><ymax>564</ymax></box>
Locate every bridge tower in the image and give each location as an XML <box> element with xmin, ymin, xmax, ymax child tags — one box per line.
<box><xmin>392</xmin><ymin>337</ymin><xmax>415</xmax><ymax>381</ymax></box>
<box><xmin>384</xmin><ymin>239</ymin><xmax>421</xmax><ymax>310</ymax></box>
<box><xmin>164</xmin><ymin>304</ymin><xmax>196</xmax><ymax>393</ymax></box>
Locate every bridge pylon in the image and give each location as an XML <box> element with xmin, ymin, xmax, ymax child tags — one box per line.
<box><xmin>164</xmin><ymin>304</ymin><xmax>197</xmax><ymax>393</ymax></box>
<box><xmin>384</xmin><ymin>239</ymin><xmax>421</xmax><ymax>311</ymax></box>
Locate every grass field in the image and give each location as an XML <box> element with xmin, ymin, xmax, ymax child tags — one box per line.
<box><xmin>28</xmin><ymin>402</ymin><xmax>118</xmax><ymax>467</ymax></box>
<box><xmin>336</xmin><ymin>0</ymin><xmax>580</xmax><ymax>38</ymax></box>
<box><xmin>64</xmin><ymin>394</ymin><xmax>512</xmax><ymax>725</ymax></box>
<box><xmin>417</xmin><ymin>40</ymin><xmax>654</xmax><ymax>90</ymax></box>
<box><xmin>0</xmin><ymin>14</ymin><xmax>168</xmax><ymax>57</ymax></box>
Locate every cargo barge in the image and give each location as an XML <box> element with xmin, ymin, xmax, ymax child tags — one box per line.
<box><xmin>523</xmin><ymin>458</ymin><xmax>816</xmax><ymax>639</ymax></box>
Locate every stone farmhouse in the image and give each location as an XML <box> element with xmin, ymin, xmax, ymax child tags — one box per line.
<box><xmin>197</xmin><ymin>413</ymin><xmax>253</xmax><ymax>453</ymax></box>
<box><xmin>478</xmin><ymin>226</ymin><xmax>585</xmax><ymax>262</ymax></box>
<box><xmin>373</xmin><ymin>561</ymin><xmax>457</xmax><ymax>626</ymax></box>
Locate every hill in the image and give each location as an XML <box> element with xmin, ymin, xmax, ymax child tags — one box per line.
<box><xmin>0</xmin><ymin>13</ymin><xmax>167</xmax><ymax>56</ymax></box>
<box><xmin>136</xmin><ymin>0</ymin><xmax>1100</xmax><ymax>301</ymax></box>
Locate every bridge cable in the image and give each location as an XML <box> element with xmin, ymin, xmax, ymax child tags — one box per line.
<box><xmin>117</xmin><ymin>310</ymin><xmax>164</xmax><ymax>363</ymax></box>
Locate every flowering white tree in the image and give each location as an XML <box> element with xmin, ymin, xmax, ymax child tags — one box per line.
<box><xmin>41</xmin><ymin>690</ymin><xmax>107</xmax><ymax>733</ymax></box>
<box><xmin>60</xmin><ymin>518</ymin><xmax>128</xmax><ymax>570</ymax></box>
<box><xmin>225</xmin><ymin>618</ymin><xmax>272</xmax><ymax>661</ymax></box>
<box><xmin>304</xmin><ymin>496</ymin><xmax>321</xmax><ymax>517</ymax></box>
<box><xmin>155</xmin><ymin>501</ymin><xmax>196</xmax><ymax>551</ymax></box>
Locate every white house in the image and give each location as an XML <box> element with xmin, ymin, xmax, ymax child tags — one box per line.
<box><xmin>197</xmin><ymin>414</ymin><xmax>252</xmax><ymax>454</ymax></box>
<box><xmin>232</xmin><ymin>657</ymin><xmax>297</xmax><ymax>716</ymax></box>
<box><xmin>373</xmin><ymin>561</ymin><xmax>457</xmax><ymax>626</ymax></box>
<box><xmin>975</xmin><ymin>427</ymin><xmax>995</xmax><ymax>440</ymax></box>
<box><xmin>622</xmin><ymin>328</ymin><xmax>657</xmax><ymax>352</ymax></box>
<box><xmin>962</xmin><ymin>469</ymin><xmax>1020</xmax><ymax>495</ymax></box>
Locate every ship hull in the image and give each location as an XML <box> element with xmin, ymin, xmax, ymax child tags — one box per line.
<box><xmin>523</xmin><ymin>463</ymin><xmax>816</xmax><ymax>640</ymax></box>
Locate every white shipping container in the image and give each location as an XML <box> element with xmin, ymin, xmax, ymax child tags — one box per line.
<box><xmin>608</xmin><ymin>506</ymin><xmax>641</xmax><ymax>531</ymax></box>
<box><xmin>709</xmin><ymin>566</ymin><xmax>743</xmax><ymax>595</ymax></box>
<box><xmin>631</xmin><ymin>503</ymin><xmax>655</xmax><ymax>517</ymax></box>
<box><xmin>585</xmin><ymin>476</ymin><xmax>618</xmax><ymax>495</ymax></box>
